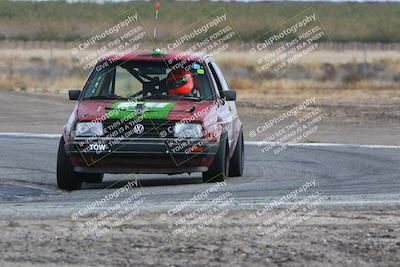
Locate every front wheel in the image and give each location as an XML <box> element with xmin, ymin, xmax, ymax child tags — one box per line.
<box><xmin>202</xmin><ymin>135</ymin><xmax>229</xmax><ymax>183</ymax></box>
<box><xmin>83</xmin><ymin>173</ymin><xmax>104</xmax><ymax>184</ymax></box>
<box><xmin>229</xmin><ymin>130</ymin><xmax>244</xmax><ymax>177</ymax></box>
<box><xmin>57</xmin><ymin>137</ymin><xmax>83</xmax><ymax>190</ymax></box>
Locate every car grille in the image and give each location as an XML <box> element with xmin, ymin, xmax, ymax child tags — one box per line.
<box><xmin>102</xmin><ymin>119</ymin><xmax>175</xmax><ymax>139</ymax></box>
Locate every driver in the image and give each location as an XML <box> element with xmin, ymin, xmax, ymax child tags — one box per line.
<box><xmin>166</xmin><ymin>69</ymin><xmax>194</xmax><ymax>95</ymax></box>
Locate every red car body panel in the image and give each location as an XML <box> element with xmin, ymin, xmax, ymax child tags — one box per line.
<box><xmin>62</xmin><ymin>51</ymin><xmax>242</xmax><ymax>174</ymax></box>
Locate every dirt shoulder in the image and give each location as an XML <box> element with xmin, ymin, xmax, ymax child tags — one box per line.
<box><xmin>0</xmin><ymin>90</ymin><xmax>73</xmax><ymax>133</ymax></box>
<box><xmin>0</xmin><ymin>209</ymin><xmax>399</xmax><ymax>267</ymax></box>
<box><xmin>239</xmin><ymin>87</ymin><xmax>400</xmax><ymax>145</ymax></box>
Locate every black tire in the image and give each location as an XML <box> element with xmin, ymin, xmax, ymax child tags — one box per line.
<box><xmin>83</xmin><ymin>173</ymin><xmax>104</xmax><ymax>184</ymax></box>
<box><xmin>202</xmin><ymin>134</ymin><xmax>229</xmax><ymax>183</ymax></box>
<box><xmin>229</xmin><ymin>130</ymin><xmax>244</xmax><ymax>177</ymax></box>
<box><xmin>57</xmin><ymin>137</ymin><xmax>83</xmax><ymax>190</ymax></box>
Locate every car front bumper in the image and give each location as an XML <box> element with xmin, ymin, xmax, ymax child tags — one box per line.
<box><xmin>65</xmin><ymin>138</ymin><xmax>219</xmax><ymax>174</ymax></box>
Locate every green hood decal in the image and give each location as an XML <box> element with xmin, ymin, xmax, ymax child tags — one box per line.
<box><xmin>107</xmin><ymin>101</ymin><xmax>176</xmax><ymax>120</ymax></box>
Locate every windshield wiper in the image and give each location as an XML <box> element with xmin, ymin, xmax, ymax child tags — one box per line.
<box><xmin>182</xmin><ymin>96</ymin><xmax>203</xmax><ymax>101</ymax></box>
<box><xmin>83</xmin><ymin>96</ymin><xmax>119</xmax><ymax>100</ymax></box>
<box><xmin>126</xmin><ymin>95</ymin><xmax>204</xmax><ymax>101</ymax></box>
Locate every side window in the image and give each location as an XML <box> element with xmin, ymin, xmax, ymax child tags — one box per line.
<box><xmin>210</xmin><ymin>62</ymin><xmax>230</xmax><ymax>91</ymax></box>
<box><xmin>83</xmin><ymin>69</ymin><xmax>112</xmax><ymax>98</ymax></box>
<box><xmin>208</xmin><ymin>62</ymin><xmax>223</xmax><ymax>96</ymax></box>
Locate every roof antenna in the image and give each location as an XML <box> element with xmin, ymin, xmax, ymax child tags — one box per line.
<box><xmin>153</xmin><ymin>2</ymin><xmax>161</xmax><ymax>49</ymax></box>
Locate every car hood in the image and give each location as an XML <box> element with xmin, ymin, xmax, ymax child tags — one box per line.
<box><xmin>76</xmin><ymin>99</ymin><xmax>219</xmax><ymax>123</ymax></box>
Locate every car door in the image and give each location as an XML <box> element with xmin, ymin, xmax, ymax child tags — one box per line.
<box><xmin>207</xmin><ymin>61</ymin><xmax>236</xmax><ymax>152</ymax></box>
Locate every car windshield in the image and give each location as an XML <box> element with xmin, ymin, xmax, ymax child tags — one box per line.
<box><xmin>81</xmin><ymin>60</ymin><xmax>214</xmax><ymax>101</ymax></box>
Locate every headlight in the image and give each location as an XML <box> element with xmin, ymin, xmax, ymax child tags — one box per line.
<box><xmin>174</xmin><ymin>123</ymin><xmax>202</xmax><ymax>138</ymax></box>
<box><xmin>75</xmin><ymin>122</ymin><xmax>103</xmax><ymax>137</ymax></box>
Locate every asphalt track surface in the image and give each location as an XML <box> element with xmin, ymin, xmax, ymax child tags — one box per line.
<box><xmin>0</xmin><ymin>134</ymin><xmax>400</xmax><ymax>218</ymax></box>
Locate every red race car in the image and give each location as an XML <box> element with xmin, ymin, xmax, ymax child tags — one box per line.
<box><xmin>57</xmin><ymin>50</ymin><xmax>244</xmax><ymax>190</ymax></box>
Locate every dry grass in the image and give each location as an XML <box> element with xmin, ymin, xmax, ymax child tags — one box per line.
<box><xmin>0</xmin><ymin>48</ymin><xmax>400</xmax><ymax>99</ymax></box>
<box><xmin>215</xmin><ymin>50</ymin><xmax>400</xmax><ymax>65</ymax></box>
<box><xmin>238</xmin><ymin>81</ymin><xmax>400</xmax><ymax>102</ymax></box>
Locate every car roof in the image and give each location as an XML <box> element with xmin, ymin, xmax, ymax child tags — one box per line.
<box><xmin>102</xmin><ymin>50</ymin><xmax>213</xmax><ymax>63</ymax></box>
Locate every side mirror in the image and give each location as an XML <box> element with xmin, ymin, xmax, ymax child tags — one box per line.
<box><xmin>69</xmin><ymin>90</ymin><xmax>81</xmax><ymax>100</ymax></box>
<box><xmin>223</xmin><ymin>90</ymin><xmax>236</xmax><ymax>101</ymax></box>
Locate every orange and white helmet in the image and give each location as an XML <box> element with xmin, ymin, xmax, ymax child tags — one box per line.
<box><xmin>166</xmin><ymin>69</ymin><xmax>194</xmax><ymax>95</ymax></box>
